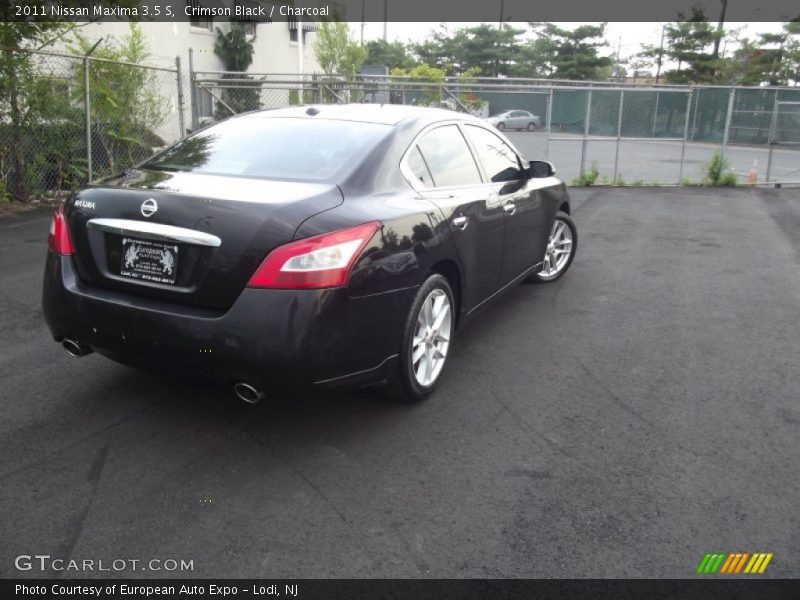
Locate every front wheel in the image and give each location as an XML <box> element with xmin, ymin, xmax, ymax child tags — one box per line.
<box><xmin>528</xmin><ymin>212</ymin><xmax>577</xmax><ymax>283</ymax></box>
<box><xmin>391</xmin><ymin>274</ymin><xmax>455</xmax><ymax>402</ymax></box>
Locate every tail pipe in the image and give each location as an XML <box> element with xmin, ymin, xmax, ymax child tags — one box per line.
<box><xmin>62</xmin><ymin>339</ymin><xmax>94</xmax><ymax>358</ymax></box>
<box><xmin>234</xmin><ymin>382</ymin><xmax>265</xmax><ymax>404</ymax></box>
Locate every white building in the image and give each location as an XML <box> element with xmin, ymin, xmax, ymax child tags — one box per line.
<box><xmin>54</xmin><ymin>12</ymin><xmax>321</xmax><ymax>137</ymax></box>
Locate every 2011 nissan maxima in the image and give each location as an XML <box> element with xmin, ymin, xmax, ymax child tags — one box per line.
<box><xmin>43</xmin><ymin>104</ymin><xmax>577</xmax><ymax>402</ymax></box>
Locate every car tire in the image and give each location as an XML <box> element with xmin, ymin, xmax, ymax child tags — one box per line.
<box><xmin>527</xmin><ymin>122</ymin><xmax>536</xmax><ymax>131</ymax></box>
<box><xmin>528</xmin><ymin>212</ymin><xmax>577</xmax><ymax>284</ymax></box>
<box><xmin>388</xmin><ymin>273</ymin><xmax>455</xmax><ymax>402</ymax></box>
<box><xmin>496</xmin><ymin>122</ymin><xmax>505</xmax><ymax>131</ymax></box>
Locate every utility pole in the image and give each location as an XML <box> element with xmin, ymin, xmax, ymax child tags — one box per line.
<box><xmin>383</xmin><ymin>0</ymin><xmax>388</xmax><ymax>41</ymax></box>
<box><xmin>360</xmin><ymin>0</ymin><xmax>365</xmax><ymax>46</ymax></box>
<box><xmin>498</xmin><ymin>0</ymin><xmax>504</xmax><ymax>31</ymax></box>
<box><xmin>655</xmin><ymin>25</ymin><xmax>666</xmax><ymax>85</ymax></box>
<box><xmin>712</xmin><ymin>0</ymin><xmax>728</xmax><ymax>59</ymax></box>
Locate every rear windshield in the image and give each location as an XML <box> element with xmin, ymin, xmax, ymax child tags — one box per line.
<box><xmin>144</xmin><ymin>117</ymin><xmax>392</xmax><ymax>181</ymax></box>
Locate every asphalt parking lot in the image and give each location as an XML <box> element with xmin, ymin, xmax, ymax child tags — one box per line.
<box><xmin>1</xmin><ymin>187</ymin><xmax>799</xmax><ymax>578</ymax></box>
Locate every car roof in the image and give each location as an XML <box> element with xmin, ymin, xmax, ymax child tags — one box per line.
<box><xmin>241</xmin><ymin>103</ymin><xmax>482</xmax><ymax>126</ymax></box>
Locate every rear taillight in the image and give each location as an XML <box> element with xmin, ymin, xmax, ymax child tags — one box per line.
<box><xmin>48</xmin><ymin>206</ymin><xmax>74</xmax><ymax>255</ymax></box>
<box><xmin>247</xmin><ymin>222</ymin><xmax>380</xmax><ymax>289</ymax></box>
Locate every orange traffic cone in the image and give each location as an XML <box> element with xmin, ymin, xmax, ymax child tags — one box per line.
<box><xmin>748</xmin><ymin>159</ymin><xmax>759</xmax><ymax>186</ymax></box>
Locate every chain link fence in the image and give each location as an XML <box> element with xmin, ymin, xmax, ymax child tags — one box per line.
<box><xmin>3</xmin><ymin>47</ymin><xmax>800</xmax><ymax>203</ymax></box>
<box><xmin>0</xmin><ymin>47</ymin><xmax>185</xmax><ymax>202</ymax></box>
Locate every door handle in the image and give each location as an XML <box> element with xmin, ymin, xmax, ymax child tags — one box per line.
<box><xmin>452</xmin><ymin>215</ymin><xmax>469</xmax><ymax>230</ymax></box>
<box><xmin>503</xmin><ymin>202</ymin><xmax>517</xmax><ymax>215</ymax></box>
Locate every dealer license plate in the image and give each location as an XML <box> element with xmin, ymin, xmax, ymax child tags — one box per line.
<box><xmin>120</xmin><ymin>237</ymin><xmax>179</xmax><ymax>285</ymax></box>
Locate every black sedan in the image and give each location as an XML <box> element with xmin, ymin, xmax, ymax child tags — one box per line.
<box><xmin>43</xmin><ymin>104</ymin><xmax>577</xmax><ymax>402</ymax></box>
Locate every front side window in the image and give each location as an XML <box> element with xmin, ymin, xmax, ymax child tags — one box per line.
<box><xmin>145</xmin><ymin>117</ymin><xmax>392</xmax><ymax>182</ymax></box>
<box><xmin>416</xmin><ymin>125</ymin><xmax>482</xmax><ymax>188</ymax></box>
<box><xmin>464</xmin><ymin>125</ymin><xmax>524</xmax><ymax>183</ymax></box>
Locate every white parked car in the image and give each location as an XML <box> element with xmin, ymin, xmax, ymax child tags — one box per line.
<box><xmin>487</xmin><ymin>110</ymin><xmax>542</xmax><ymax>131</ymax></box>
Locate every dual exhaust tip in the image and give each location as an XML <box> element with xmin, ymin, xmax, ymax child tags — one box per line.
<box><xmin>62</xmin><ymin>339</ymin><xmax>264</xmax><ymax>405</ymax></box>
<box><xmin>62</xmin><ymin>339</ymin><xmax>93</xmax><ymax>358</ymax></box>
<box><xmin>233</xmin><ymin>382</ymin><xmax>265</xmax><ymax>404</ymax></box>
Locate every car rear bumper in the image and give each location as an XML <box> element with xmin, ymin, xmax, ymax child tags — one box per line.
<box><xmin>42</xmin><ymin>252</ymin><xmax>413</xmax><ymax>390</ymax></box>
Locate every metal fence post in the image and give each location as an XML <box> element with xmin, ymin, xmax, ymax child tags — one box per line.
<box><xmin>545</xmin><ymin>87</ymin><xmax>553</xmax><ymax>161</ymax></box>
<box><xmin>82</xmin><ymin>38</ymin><xmax>103</xmax><ymax>182</ymax></box>
<box><xmin>83</xmin><ymin>56</ymin><xmax>92</xmax><ymax>182</ymax></box>
<box><xmin>678</xmin><ymin>89</ymin><xmax>693</xmax><ymax>183</ymax></box>
<box><xmin>175</xmin><ymin>56</ymin><xmax>186</xmax><ymax>137</ymax></box>
<box><xmin>652</xmin><ymin>90</ymin><xmax>659</xmax><ymax>137</ymax></box>
<box><xmin>720</xmin><ymin>87</ymin><xmax>735</xmax><ymax>162</ymax></box>
<box><xmin>580</xmin><ymin>89</ymin><xmax>592</xmax><ymax>176</ymax></box>
<box><xmin>613</xmin><ymin>90</ymin><xmax>624</xmax><ymax>183</ymax></box>
<box><xmin>765</xmin><ymin>94</ymin><xmax>779</xmax><ymax>183</ymax></box>
<box><xmin>188</xmin><ymin>48</ymin><xmax>198</xmax><ymax>130</ymax></box>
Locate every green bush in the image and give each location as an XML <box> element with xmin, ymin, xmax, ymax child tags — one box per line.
<box><xmin>704</xmin><ymin>150</ymin><xmax>738</xmax><ymax>186</ymax></box>
<box><xmin>571</xmin><ymin>163</ymin><xmax>600</xmax><ymax>186</ymax></box>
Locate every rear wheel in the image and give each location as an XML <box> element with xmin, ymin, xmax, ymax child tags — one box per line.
<box><xmin>529</xmin><ymin>212</ymin><xmax>577</xmax><ymax>283</ymax></box>
<box><xmin>527</xmin><ymin>122</ymin><xmax>536</xmax><ymax>131</ymax></box>
<box><xmin>390</xmin><ymin>274</ymin><xmax>455</xmax><ymax>402</ymax></box>
<box><xmin>496</xmin><ymin>122</ymin><xmax>505</xmax><ymax>131</ymax></box>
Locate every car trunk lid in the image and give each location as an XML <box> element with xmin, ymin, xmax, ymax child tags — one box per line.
<box><xmin>64</xmin><ymin>169</ymin><xmax>343</xmax><ymax>310</ymax></box>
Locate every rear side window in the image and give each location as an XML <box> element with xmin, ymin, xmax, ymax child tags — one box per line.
<box><xmin>406</xmin><ymin>146</ymin><xmax>435</xmax><ymax>189</ymax></box>
<box><xmin>145</xmin><ymin>117</ymin><xmax>391</xmax><ymax>181</ymax></box>
<box><xmin>464</xmin><ymin>125</ymin><xmax>525</xmax><ymax>183</ymax></box>
<box><xmin>416</xmin><ymin>125</ymin><xmax>482</xmax><ymax>188</ymax></box>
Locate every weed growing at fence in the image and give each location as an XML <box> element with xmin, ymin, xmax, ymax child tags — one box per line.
<box><xmin>704</xmin><ymin>150</ymin><xmax>738</xmax><ymax>186</ymax></box>
<box><xmin>571</xmin><ymin>163</ymin><xmax>600</xmax><ymax>186</ymax></box>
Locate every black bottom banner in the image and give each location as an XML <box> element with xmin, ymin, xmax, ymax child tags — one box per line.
<box><xmin>3</xmin><ymin>579</ymin><xmax>800</xmax><ymax>600</ymax></box>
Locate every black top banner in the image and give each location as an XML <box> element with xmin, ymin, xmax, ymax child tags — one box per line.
<box><xmin>1</xmin><ymin>0</ymin><xmax>798</xmax><ymax>23</ymax></box>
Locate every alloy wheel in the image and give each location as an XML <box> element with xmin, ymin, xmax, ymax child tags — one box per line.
<box><xmin>411</xmin><ymin>289</ymin><xmax>452</xmax><ymax>387</ymax></box>
<box><xmin>538</xmin><ymin>219</ymin><xmax>573</xmax><ymax>280</ymax></box>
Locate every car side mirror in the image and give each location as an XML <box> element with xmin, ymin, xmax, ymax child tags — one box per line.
<box><xmin>528</xmin><ymin>160</ymin><xmax>556</xmax><ymax>178</ymax></box>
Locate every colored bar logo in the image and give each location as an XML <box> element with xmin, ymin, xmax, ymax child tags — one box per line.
<box><xmin>697</xmin><ymin>552</ymin><xmax>773</xmax><ymax>574</ymax></box>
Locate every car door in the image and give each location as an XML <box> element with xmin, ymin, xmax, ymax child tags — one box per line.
<box><xmin>405</xmin><ymin>124</ymin><xmax>504</xmax><ymax>312</ymax></box>
<box><xmin>463</xmin><ymin>124</ymin><xmax>549</xmax><ymax>285</ymax></box>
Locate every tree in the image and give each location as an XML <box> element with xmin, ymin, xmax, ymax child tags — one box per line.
<box><xmin>730</xmin><ymin>21</ymin><xmax>800</xmax><ymax>86</ymax></box>
<box><xmin>315</xmin><ymin>20</ymin><xmax>367</xmax><ymax>79</ymax></box>
<box><xmin>0</xmin><ymin>0</ymin><xmax>137</xmax><ymax>201</ymax></box>
<box><xmin>390</xmin><ymin>64</ymin><xmax>446</xmax><ymax>106</ymax></box>
<box><xmin>528</xmin><ymin>23</ymin><xmax>614</xmax><ymax>81</ymax></box>
<box><xmin>0</xmin><ymin>22</ymin><xmax>74</xmax><ymax>200</ymax></box>
<box><xmin>364</xmin><ymin>39</ymin><xmax>414</xmax><ymax>71</ymax></box>
<box><xmin>661</xmin><ymin>8</ymin><xmax>722</xmax><ymax>84</ymax></box>
<box><xmin>70</xmin><ymin>24</ymin><xmax>168</xmax><ymax>175</ymax></box>
<box><xmin>410</xmin><ymin>24</ymin><xmax>525</xmax><ymax>77</ymax></box>
<box><xmin>214</xmin><ymin>23</ymin><xmax>259</xmax><ymax>118</ymax></box>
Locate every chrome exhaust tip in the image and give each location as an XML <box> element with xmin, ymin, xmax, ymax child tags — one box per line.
<box><xmin>234</xmin><ymin>382</ymin><xmax>265</xmax><ymax>404</ymax></box>
<box><xmin>63</xmin><ymin>339</ymin><xmax>93</xmax><ymax>358</ymax></box>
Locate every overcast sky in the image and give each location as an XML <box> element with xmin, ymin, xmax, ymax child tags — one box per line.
<box><xmin>350</xmin><ymin>22</ymin><xmax>787</xmax><ymax>69</ymax></box>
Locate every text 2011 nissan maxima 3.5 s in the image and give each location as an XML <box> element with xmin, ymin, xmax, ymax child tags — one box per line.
<box><xmin>43</xmin><ymin>104</ymin><xmax>577</xmax><ymax>402</ymax></box>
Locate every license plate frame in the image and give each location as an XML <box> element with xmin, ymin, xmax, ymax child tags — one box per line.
<box><xmin>120</xmin><ymin>237</ymin><xmax>179</xmax><ymax>285</ymax></box>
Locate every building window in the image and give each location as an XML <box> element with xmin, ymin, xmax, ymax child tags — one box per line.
<box><xmin>240</xmin><ymin>21</ymin><xmax>256</xmax><ymax>38</ymax></box>
<box><xmin>187</xmin><ymin>1</ymin><xmax>213</xmax><ymax>31</ymax></box>
<box><xmin>289</xmin><ymin>28</ymin><xmax>307</xmax><ymax>44</ymax></box>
